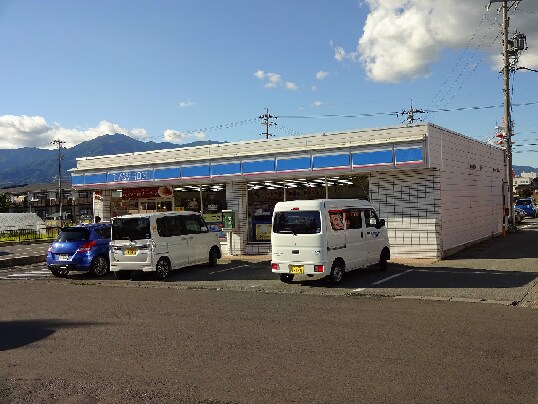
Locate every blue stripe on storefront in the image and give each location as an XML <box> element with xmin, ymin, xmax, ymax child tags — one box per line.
<box><xmin>154</xmin><ymin>167</ymin><xmax>181</xmax><ymax>180</ymax></box>
<box><xmin>84</xmin><ymin>173</ymin><xmax>108</xmax><ymax>185</ymax></box>
<box><xmin>312</xmin><ymin>153</ymin><xmax>350</xmax><ymax>170</ymax></box>
<box><xmin>72</xmin><ymin>175</ymin><xmax>85</xmax><ymax>185</ymax></box>
<box><xmin>211</xmin><ymin>162</ymin><xmax>242</xmax><ymax>176</ymax></box>
<box><xmin>276</xmin><ymin>156</ymin><xmax>311</xmax><ymax>172</ymax></box>
<box><xmin>74</xmin><ymin>143</ymin><xmax>426</xmax><ymax>186</ymax></box>
<box><xmin>352</xmin><ymin>149</ymin><xmax>393</xmax><ymax>167</ymax></box>
<box><xmin>395</xmin><ymin>146</ymin><xmax>423</xmax><ymax>164</ymax></box>
<box><xmin>182</xmin><ymin>164</ymin><xmax>211</xmax><ymax>178</ymax></box>
<box><xmin>242</xmin><ymin>159</ymin><xmax>275</xmax><ymax>174</ymax></box>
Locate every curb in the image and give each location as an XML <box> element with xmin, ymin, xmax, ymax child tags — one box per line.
<box><xmin>0</xmin><ymin>255</ymin><xmax>45</xmax><ymax>269</ymax></box>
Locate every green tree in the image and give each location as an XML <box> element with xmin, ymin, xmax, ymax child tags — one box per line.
<box><xmin>0</xmin><ymin>193</ymin><xmax>11</xmax><ymax>212</ymax></box>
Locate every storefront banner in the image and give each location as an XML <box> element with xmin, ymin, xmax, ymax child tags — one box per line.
<box><xmin>122</xmin><ymin>186</ymin><xmax>173</xmax><ymax>199</ymax></box>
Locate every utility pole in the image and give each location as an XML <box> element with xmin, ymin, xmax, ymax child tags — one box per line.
<box><xmin>51</xmin><ymin>139</ymin><xmax>65</xmax><ymax>227</ymax></box>
<box><xmin>487</xmin><ymin>0</ymin><xmax>526</xmax><ymax>230</ymax></box>
<box><xmin>259</xmin><ymin>108</ymin><xmax>277</xmax><ymax>139</ymax></box>
<box><xmin>400</xmin><ymin>100</ymin><xmax>425</xmax><ymax>125</ymax></box>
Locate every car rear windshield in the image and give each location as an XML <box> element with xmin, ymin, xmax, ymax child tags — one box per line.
<box><xmin>516</xmin><ymin>199</ymin><xmax>533</xmax><ymax>206</ymax></box>
<box><xmin>112</xmin><ymin>217</ymin><xmax>151</xmax><ymax>241</ymax></box>
<box><xmin>56</xmin><ymin>228</ymin><xmax>90</xmax><ymax>242</ymax></box>
<box><xmin>273</xmin><ymin>211</ymin><xmax>321</xmax><ymax>234</ymax></box>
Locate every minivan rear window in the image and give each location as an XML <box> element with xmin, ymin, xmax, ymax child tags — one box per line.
<box><xmin>273</xmin><ymin>211</ymin><xmax>321</xmax><ymax>234</ymax></box>
<box><xmin>112</xmin><ymin>217</ymin><xmax>151</xmax><ymax>241</ymax></box>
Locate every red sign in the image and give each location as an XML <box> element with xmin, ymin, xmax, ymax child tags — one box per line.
<box><xmin>122</xmin><ymin>186</ymin><xmax>174</xmax><ymax>199</ymax></box>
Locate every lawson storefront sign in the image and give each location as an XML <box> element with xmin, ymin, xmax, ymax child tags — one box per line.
<box><xmin>72</xmin><ymin>143</ymin><xmax>425</xmax><ymax>188</ymax></box>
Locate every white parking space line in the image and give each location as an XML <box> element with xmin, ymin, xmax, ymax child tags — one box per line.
<box><xmin>352</xmin><ymin>269</ymin><xmax>414</xmax><ymax>292</ymax></box>
<box><xmin>208</xmin><ymin>264</ymin><xmax>251</xmax><ymax>275</ymax></box>
<box><xmin>372</xmin><ymin>269</ymin><xmax>415</xmax><ymax>285</ymax></box>
<box><xmin>8</xmin><ymin>273</ymin><xmax>50</xmax><ymax>278</ymax></box>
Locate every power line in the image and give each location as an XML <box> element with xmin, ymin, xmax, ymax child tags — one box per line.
<box><xmin>426</xmin><ymin>9</ymin><xmax>491</xmax><ymax>112</ymax></box>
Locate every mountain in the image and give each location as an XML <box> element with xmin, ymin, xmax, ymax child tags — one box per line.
<box><xmin>513</xmin><ymin>165</ymin><xmax>538</xmax><ymax>176</ymax></box>
<box><xmin>0</xmin><ymin>134</ymin><xmax>221</xmax><ymax>187</ymax></box>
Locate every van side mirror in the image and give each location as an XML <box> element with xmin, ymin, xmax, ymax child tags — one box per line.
<box><xmin>378</xmin><ymin>219</ymin><xmax>386</xmax><ymax>228</ymax></box>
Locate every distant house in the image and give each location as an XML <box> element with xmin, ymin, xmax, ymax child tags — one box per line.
<box><xmin>0</xmin><ymin>213</ymin><xmax>46</xmax><ymax>234</ymax></box>
<box><xmin>1</xmin><ymin>183</ymin><xmax>94</xmax><ymax>223</ymax></box>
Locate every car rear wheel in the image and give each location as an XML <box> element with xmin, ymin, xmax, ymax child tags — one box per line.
<box><xmin>327</xmin><ymin>261</ymin><xmax>345</xmax><ymax>285</ymax></box>
<box><xmin>50</xmin><ymin>267</ymin><xmax>68</xmax><ymax>278</ymax></box>
<box><xmin>155</xmin><ymin>257</ymin><xmax>171</xmax><ymax>280</ymax></box>
<box><xmin>90</xmin><ymin>256</ymin><xmax>108</xmax><ymax>277</ymax></box>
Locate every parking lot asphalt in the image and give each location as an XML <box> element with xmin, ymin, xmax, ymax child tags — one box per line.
<box><xmin>1</xmin><ymin>220</ymin><xmax>537</xmax><ymax>308</ymax></box>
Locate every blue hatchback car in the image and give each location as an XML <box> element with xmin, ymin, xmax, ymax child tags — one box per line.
<box><xmin>47</xmin><ymin>223</ymin><xmax>112</xmax><ymax>277</ymax></box>
<box><xmin>514</xmin><ymin>198</ymin><xmax>537</xmax><ymax>218</ymax></box>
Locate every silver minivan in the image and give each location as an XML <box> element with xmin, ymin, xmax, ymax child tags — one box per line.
<box><xmin>109</xmin><ymin>211</ymin><xmax>221</xmax><ymax>280</ymax></box>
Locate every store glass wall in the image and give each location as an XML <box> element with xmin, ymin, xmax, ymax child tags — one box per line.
<box><xmin>247</xmin><ymin>176</ymin><xmax>369</xmax><ymax>243</ymax></box>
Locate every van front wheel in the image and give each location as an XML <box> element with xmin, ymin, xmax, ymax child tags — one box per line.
<box><xmin>208</xmin><ymin>247</ymin><xmax>219</xmax><ymax>267</ymax></box>
<box><xmin>155</xmin><ymin>258</ymin><xmax>171</xmax><ymax>280</ymax></box>
<box><xmin>379</xmin><ymin>248</ymin><xmax>389</xmax><ymax>271</ymax></box>
<box><xmin>328</xmin><ymin>262</ymin><xmax>345</xmax><ymax>285</ymax></box>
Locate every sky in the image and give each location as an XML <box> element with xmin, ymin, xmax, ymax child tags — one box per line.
<box><xmin>1</xmin><ymin>0</ymin><xmax>538</xmax><ymax>166</ymax></box>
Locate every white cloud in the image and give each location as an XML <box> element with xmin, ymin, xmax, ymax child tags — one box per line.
<box><xmin>254</xmin><ymin>70</ymin><xmax>299</xmax><ymax>91</ymax></box>
<box><xmin>312</xmin><ymin>101</ymin><xmax>323</xmax><ymax>107</ymax></box>
<box><xmin>285</xmin><ymin>81</ymin><xmax>298</xmax><ymax>91</ymax></box>
<box><xmin>335</xmin><ymin>0</ymin><xmax>538</xmax><ymax>83</ymax></box>
<box><xmin>311</xmin><ymin>85</ymin><xmax>318</xmax><ymax>91</ymax></box>
<box><xmin>316</xmin><ymin>71</ymin><xmax>329</xmax><ymax>80</ymax></box>
<box><xmin>0</xmin><ymin>116</ymin><xmax>149</xmax><ymax>149</ymax></box>
<box><xmin>179</xmin><ymin>99</ymin><xmax>195</xmax><ymax>108</ymax></box>
<box><xmin>254</xmin><ymin>70</ymin><xmax>266</xmax><ymax>79</ymax></box>
<box><xmin>163</xmin><ymin>129</ymin><xmax>206</xmax><ymax>144</ymax></box>
<box><xmin>333</xmin><ymin>43</ymin><xmax>357</xmax><ymax>62</ymax></box>
<box><xmin>267</xmin><ymin>73</ymin><xmax>282</xmax><ymax>85</ymax></box>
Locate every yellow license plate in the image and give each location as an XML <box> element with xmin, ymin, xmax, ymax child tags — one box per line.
<box><xmin>124</xmin><ymin>248</ymin><xmax>137</xmax><ymax>256</ymax></box>
<box><xmin>290</xmin><ymin>265</ymin><xmax>304</xmax><ymax>274</ymax></box>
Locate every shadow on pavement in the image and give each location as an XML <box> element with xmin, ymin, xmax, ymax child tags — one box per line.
<box><xmin>0</xmin><ymin>319</ymin><xmax>104</xmax><ymax>351</ymax></box>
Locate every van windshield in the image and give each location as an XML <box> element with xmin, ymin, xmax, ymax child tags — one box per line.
<box><xmin>273</xmin><ymin>211</ymin><xmax>321</xmax><ymax>234</ymax></box>
<box><xmin>112</xmin><ymin>217</ymin><xmax>151</xmax><ymax>241</ymax></box>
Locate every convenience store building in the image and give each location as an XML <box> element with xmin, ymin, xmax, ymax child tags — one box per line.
<box><xmin>70</xmin><ymin>123</ymin><xmax>506</xmax><ymax>259</ymax></box>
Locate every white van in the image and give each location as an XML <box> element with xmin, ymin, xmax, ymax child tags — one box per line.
<box><xmin>109</xmin><ymin>211</ymin><xmax>221</xmax><ymax>280</ymax></box>
<box><xmin>271</xmin><ymin>199</ymin><xmax>390</xmax><ymax>284</ymax></box>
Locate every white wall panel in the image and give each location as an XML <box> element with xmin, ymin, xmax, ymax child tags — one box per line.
<box><xmin>370</xmin><ymin>169</ymin><xmax>442</xmax><ymax>258</ymax></box>
<box><xmin>427</xmin><ymin>125</ymin><xmax>505</xmax><ymax>253</ymax></box>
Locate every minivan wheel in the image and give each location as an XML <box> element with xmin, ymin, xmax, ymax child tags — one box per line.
<box><xmin>155</xmin><ymin>258</ymin><xmax>171</xmax><ymax>280</ymax></box>
<box><xmin>280</xmin><ymin>274</ymin><xmax>294</xmax><ymax>283</ymax></box>
<box><xmin>208</xmin><ymin>247</ymin><xmax>219</xmax><ymax>267</ymax></box>
<box><xmin>379</xmin><ymin>248</ymin><xmax>389</xmax><ymax>271</ymax></box>
<box><xmin>328</xmin><ymin>262</ymin><xmax>345</xmax><ymax>285</ymax></box>
<box><xmin>90</xmin><ymin>256</ymin><xmax>108</xmax><ymax>277</ymax></box>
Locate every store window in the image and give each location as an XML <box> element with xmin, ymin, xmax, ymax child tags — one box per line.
<box><xmin>174</xmin><ymin>188</ymin><xmax>227</xmax><ymax>240</ymax></box>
